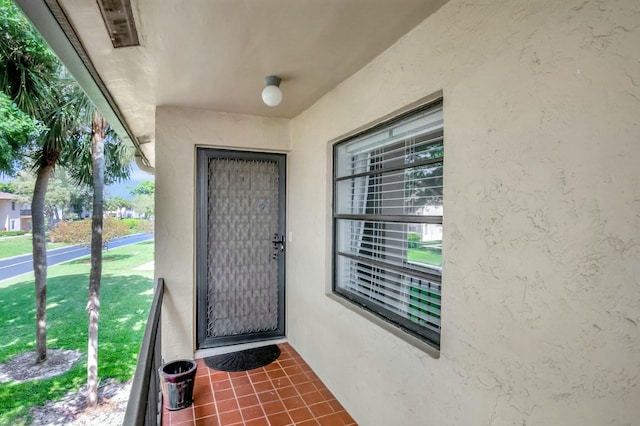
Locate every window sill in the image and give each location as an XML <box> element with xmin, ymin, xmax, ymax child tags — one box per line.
<box><xmin>325</xmin><ymin>291</ymin><xmax>440</xmax><ymax>360</ymax></box>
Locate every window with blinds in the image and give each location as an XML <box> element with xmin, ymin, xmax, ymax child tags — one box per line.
<box><xmin>333</xmin><ymin>100</ymin><xmax>443</xmax><ymax>349</ymax></box>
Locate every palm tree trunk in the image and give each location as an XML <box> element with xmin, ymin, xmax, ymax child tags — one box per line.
<box><xmin>32</xmin><ymin>160</ymin><xmax>55</xmax><ymax>363</ymax></box>
<box><xmin>87</xmin><ymin>111</ymin><xmax>106</xmax><ymax>406</ymax></box>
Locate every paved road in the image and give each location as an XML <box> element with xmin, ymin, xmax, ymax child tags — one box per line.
<box><xmin>0</xmin><ymin>233</ymin><xmax>153</xmax><ymax>281</ymax></box>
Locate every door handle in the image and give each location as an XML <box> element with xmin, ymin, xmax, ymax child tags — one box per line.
<box><xmin>271</xmin><ymin>234</ymin><xmax>285</xmax><ymax>259</ymax></box>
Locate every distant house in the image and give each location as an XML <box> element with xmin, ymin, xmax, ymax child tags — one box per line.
<box><xmin>0</xmin><ymin>191</ymin><xmax>21</xmax><ymax>232</ymax></box>
<box><xmin>104</xmin><ymin>207</ymin><xmax>141</xmax><ymax>219</ymax></box>
<box><xmin>19</xmin><ymin>205</ymin><xmax>32</xmax><ymax>232</ymax></box>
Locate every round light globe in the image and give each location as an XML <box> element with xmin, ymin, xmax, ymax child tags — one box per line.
<box><xmin>261</xmin><ymin>85</ymin><xmax>283</xmax><ymax>107</ymax></box>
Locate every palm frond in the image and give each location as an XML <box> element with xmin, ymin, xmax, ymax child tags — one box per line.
<box><xmin>0</xmin><ymin>0</ymin><xmax>60</xmax><ymax>119</ymax></box>
<box><xmin>63</xmin><ymin>125</ymin><xmax>132</xmax><ymax>187</ymax></box>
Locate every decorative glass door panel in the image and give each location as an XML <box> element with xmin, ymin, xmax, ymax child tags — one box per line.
<box><xmin>197</xmin><ymin>149</ymin><xmax>286</xmax><ymax>348</ymax></box>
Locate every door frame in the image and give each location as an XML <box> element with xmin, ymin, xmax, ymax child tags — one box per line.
<box><xmin>196</xmin><ymin>148</ymin><xmax>286</xmax><ymax>349</ymax></box>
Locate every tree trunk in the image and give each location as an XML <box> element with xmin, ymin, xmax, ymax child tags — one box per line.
<box><xmin>32</xmin><ymin>156</ymin><xmax>56</xmax><ymax>364</ymax></box>
<box><xmin>87</xmin><ymin>112</ymin><xmax>106</xmax><ymax>406</ymax></box>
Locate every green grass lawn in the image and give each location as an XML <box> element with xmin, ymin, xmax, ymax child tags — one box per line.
<box><xmin>407</xmin><ymin>247</ymin><xmax>442</xmax><ymax>268</ymax></box>
<box><xmin>0</xmin><ymin>240</ymin><xmax>154</xmax><ymax>425</ymax></box>
<box><xmin>0</xmin><ymin>235</ymin><xmax>67</xmax><ymax>260</ymax></box>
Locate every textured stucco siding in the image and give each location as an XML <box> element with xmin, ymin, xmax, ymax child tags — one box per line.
<box><xmin>286</xmin><ymin>0</ymin><xmax>640</xmax><ymax>425</ymax></box>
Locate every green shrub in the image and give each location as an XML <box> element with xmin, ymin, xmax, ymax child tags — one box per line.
<box><xmin>0</xmin><ymin>230</ymin><xmax>26</xmax><ymax>237</ymax></box>
<box><xmin>120</xmin><ymin>218</ymin><xmax>138</xmax><ymax>230</ymax></box>
<box><xmin>407</xmin><ymin>232</ymin><xmax>421</xmax><ymax>249</ymax></box>
<box><xmin>119</xmin><ymin>218</ymin><xmax>153</xmax><ymax>234</ymax></box>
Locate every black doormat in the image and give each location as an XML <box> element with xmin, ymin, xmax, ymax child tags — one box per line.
<box><xmin>204</xmin><ymin>345</ymin><xmax>281</xmax><ymax>372</ymax></box>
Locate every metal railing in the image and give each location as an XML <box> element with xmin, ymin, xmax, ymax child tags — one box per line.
<box><xmin>123</xmin><ymin>278</ymin><xmax>164</xmax><ymax>426</ymax></box>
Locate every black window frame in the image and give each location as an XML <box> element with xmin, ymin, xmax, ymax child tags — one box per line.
<box><xmin>332</xmin><ymin>99</ymin><xmax>444</xmax><ymax>350</ymax></box>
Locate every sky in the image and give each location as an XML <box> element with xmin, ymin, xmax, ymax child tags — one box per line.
<box><xmin>1</xmin><ymin>160</ymin><xmax>153</xmax><ymax>200</ymax></box>
<box><xmin>105</xmin><ymin>161</ymin><xmax>154</xmax><ymax>199</ymax></box>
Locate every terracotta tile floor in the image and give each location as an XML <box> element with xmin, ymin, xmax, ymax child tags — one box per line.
<box><xmin>162</xmin><ymin>343</ymin><xmax>357</xmax><ymax>426</ymax></box>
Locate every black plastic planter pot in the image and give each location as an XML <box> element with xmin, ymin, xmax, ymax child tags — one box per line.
<box><xmin>159</xmin><ymin>359</ymin><xmax>198</xmax><ymax>410</ymax></box>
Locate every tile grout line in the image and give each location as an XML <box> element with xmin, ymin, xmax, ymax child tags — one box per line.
<box><xmin>227</xmin><ymin>370</ymin><xmax>243</xmax><ymax>424</ymax></box>
<box><xmin>273</xmin><ymin>345</ymin><xmax>307</xmax><ymax>423</ymax></box>
<box><xmin>194</xmin><ymin>366</ymin><xmax>208</xmax><ymax>424</ymax></box>
<box><xmin>286</xmin><ymin>347</ymin><xmax>324</xmax><ymax>424</ymax></box>
<box><xmin>253</xmin><ymin>366</ymin><xmax>275</xmax><ymax>419</ymax></box>
<box><xmin>235</xmin><ymin>369</ymin><xmax>264</xmax><ymax>425</ymax></box>
<box><xmin>281</xmin><ymin>346</ymin><xmax>351</xmax><ymax>424</ymax></box>
<box><xmin>278</xmin><ymin>349</ymin><xmax>319</xmax><ymax>422</ymax></box>
<box><xmin>207</xmin><ymin>367</ymin><xmax>217</xmax><ymax>424</ymax></box>
<box><xmin>208</xmin><ymin>365</ymin><xmax>224</xmax><ymax>424</ymax></box>
<box><xmin>261</xmin><ymin>350</ymin><xmax>293</xmax><ymax>425</ymax></box>
<box><xmin>245</xmin><ymin>367</ymin><xmax>270</xmax><ymax>425</ymax></box>
<box><xmin>281</xmin><ymin>346</ymin><xmax>308</xmax><ymax>420</ymax></box>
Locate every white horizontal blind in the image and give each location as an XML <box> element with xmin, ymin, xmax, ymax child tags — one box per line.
<box><xmin>333</xmin><ymin>100</ymin><xmax>443</xmax><ymax>348</ymax></box>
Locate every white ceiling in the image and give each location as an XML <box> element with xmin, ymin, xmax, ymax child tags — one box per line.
<box><xmin>54</xmin><ymin>0</ymin><xmax>447</xmax><ymax>166</ymax></box>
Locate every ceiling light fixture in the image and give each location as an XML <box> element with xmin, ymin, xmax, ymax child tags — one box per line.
<box><xmin>261</xmin><ymin>75</ymin><xmax>283</xmax><ymax>107</ymax></box>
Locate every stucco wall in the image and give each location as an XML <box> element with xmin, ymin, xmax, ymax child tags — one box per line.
<box><xmin>155</xmin><ymin>107</ymin><xmax>290</xmax><ymax>358</ymax></box>
<box><xmin>287</xmin><ymin>1</ymin><xmax>640</xmax><ymax>425</ymax></box>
